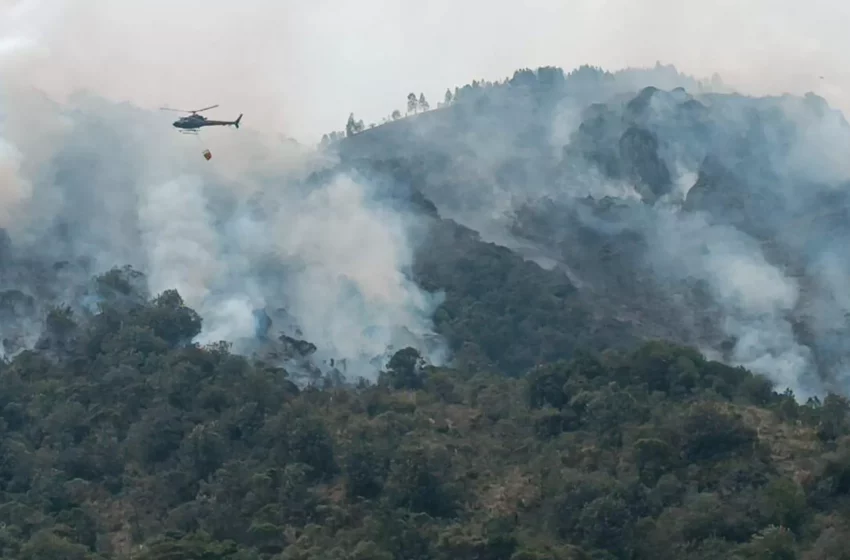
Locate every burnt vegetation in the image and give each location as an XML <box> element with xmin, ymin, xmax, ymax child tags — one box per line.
<box><xmin>3</xmin><ymin>64</ymin><xmax>850</xmax><ymax>559</ymax></box>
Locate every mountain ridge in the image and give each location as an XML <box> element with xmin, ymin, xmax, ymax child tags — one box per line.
<box><xmin>2</xmin><ymin>62</ymin><xmax>850</xmax><ymax>558</ymax></box>
<box><xmin>326</xmin><ymin>66</ymin><xmax>850</xmax><ymax>399</ymax></box>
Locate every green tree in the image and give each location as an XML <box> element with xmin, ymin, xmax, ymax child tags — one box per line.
<box><xmin>346</xmin><ymin>112</ymin><xmax>365</xmax><ymax>136</ymax></box>
<box><xmin>633</xmin><ymin>438</ymin><xmax>676</xmax><ymax>485</ymax></box>
<box><xmin>680</xmin><ymin>403</ymin><xmax>758</xmax><ymax>462</ymax></box>
<box><xmin>384</xmin><ymin>444</ymin><xmax>459</xmax><ymax>517</ymax></box>
<box><xmin>381</xmin><ymin>347</ymin><xmax>427</xmax><ymax>390</ymax></box>
<box><xmin>741</xmin><ymin>525</ymin><xmax>796</xmax><ymax>559</ymax></box>
<box><xmin>817</xmin><ymin>393</ymin><xmax>849</xmax><ymax>441</ymax></box>
<box><xmin>346</xmin><ymin>112</ymin><xmax>356</xmax><ymax>136</ymax></box>
<box><xmin>138</xmin><ymin>289</ymin><xmax>202</xmax><ymax>347</ymax></box>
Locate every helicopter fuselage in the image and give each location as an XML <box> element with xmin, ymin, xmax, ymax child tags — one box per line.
<box><xmin>162</xmin><ymin>104</ymin><xmax>242</xmax><ymax>131</ymax></box>
<box><xmin>172</xmin><ymin>114</ymin><xmax>242</xmax><ymax>130</ymax></box>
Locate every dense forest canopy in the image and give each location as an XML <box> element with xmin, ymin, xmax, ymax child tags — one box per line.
<box><xmin>2</xmin><ymin>268</ymin><xmax>850</xmax><ymax>559</ymax></box>
<box><xmin>2</xmin><ymin>62</ymin><xmax>850</xmax><ymax>558</ymax></box>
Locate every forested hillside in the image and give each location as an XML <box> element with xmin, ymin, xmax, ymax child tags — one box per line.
<box><xmin>3</xmin><ymin>63</ymin><xmax>850</xmax><ymax>558</ymax></box>
<box><xmin>335</xmin><ymin>64</ymin><xmax>850</xmax><ymax>401</ymax></box>
<box><xmin>2</xmin><ymin>267</ymin><xmax>850</xmax><ymax>559</ymax></box>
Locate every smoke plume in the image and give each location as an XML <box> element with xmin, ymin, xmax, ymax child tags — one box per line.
<box><xmin>0</xmin><ymin>73</ymin><xmax>447</xmax><ymax>382</ymax></box>
<box><xmin>6</xmin><ymin>0</ymin><xmax>850</xmax><ymax>395</ymax></box>
<box><xmin>333</xmin><ymin>65</ymin><xmax>850</xmax><ymax>399</ymax></box>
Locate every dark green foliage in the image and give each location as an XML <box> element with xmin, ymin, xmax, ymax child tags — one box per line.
<box><xmin>380</xmin><ymin>347</ymin><xmax>427</xmax><ymax>390</ymax></box>
<box><xmin>526</xmin><ymin>362</ymin><xmax>571</xmax><ymax>409</ymax></box>
<box><xmin>139</xmin><ymin>290</ymin><xmax>202</xmax><ymax>347</ymax></box>
<box><xmin>634</xmin><ymin>438</ymin><xmax>676</xmax><ymax>485</ymax></box>
<box><xmin>680</xmin><ymin>403</ymin><xmax>759</xmax><ymax>462</ymax></box>
<box><xmin>413</xmin><ymin>219</ymin><xmax>627</xmax><ymax>375</ymax></box>
<box><xmin>135</xmin><ymin>531</ymin><xmax>251</xmax><ymax>560</ymax></box>
<box><xmin>816</xmin><ymin>394</ymin><xmax>850</xmax><ymax>442</ymax></box>
<box><xmin>344</xmin><ymin>442</ymin><xmax>389</xmax><ymax>500</ymax></box>
<box><xmin>384</xmin><ymin>444</ymin><xmax>460</xmax><ymax>518</ymax></box>
<box><xmin>0</xmin><ymin>284</ymin><xmax>847</xmax><ymax>558</ymax></box>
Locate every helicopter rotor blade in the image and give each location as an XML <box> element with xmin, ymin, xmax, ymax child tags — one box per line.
<box><xmin>159</xmin><ymin>104</ymin><xmax>218</xmax><ymax>114</ymax></box>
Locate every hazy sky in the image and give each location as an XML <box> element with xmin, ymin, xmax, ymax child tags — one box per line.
<box><xmin>2</xmin><ymin>0</ymin><xmax>850</xmax><ymax>143</ymax></box>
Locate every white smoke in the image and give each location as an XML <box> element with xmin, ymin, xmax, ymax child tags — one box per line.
<box><xmin>373</xmin><ymin>72</ymin><xmax>850</xmax><ymax>399</ymax></box>
<box><xmin>265</xmin><ymin>174</ymin><xmax>445</xmax><ymax>367</ymax></box>
<box><xmin>647</xmin><ymin>209</ymin><xmax>816</xmax><ymax>398</ymax></box>
<box><xmin>129</xmin><ymin>163</ymin><xmax>447</xmax><ymax>376</ymax></box>
<box><xmin>137</xmin><ymin>175</ymin><xmax>223</xmax><ymax>309</ymax></box>
<box><xmin>0</xmin><ymin>137</ymin><xmax>32</xmax><ymax>228</ymax></box>
<box><xmin>5</xmin><ymin>0</ymin><xmax>850</xmax><ymax>393</ymax></box>
<box><xmin>0</xmin><ymin>77</ymin><xmax>447</xmax><ymax>380</ymax></box>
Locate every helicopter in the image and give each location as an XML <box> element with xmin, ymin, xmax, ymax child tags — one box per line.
<box><xmin>159</xmin><ymin>104</ymin><xmax>243</xmax><ymax>133</ymax></box>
